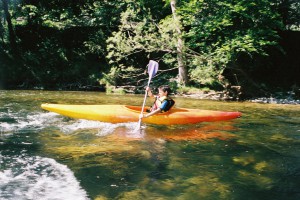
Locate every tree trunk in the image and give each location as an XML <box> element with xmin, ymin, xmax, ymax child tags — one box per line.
<box><xmin>0</xmin><ymin>20</ymin><xmax>4</xmax><ymax>43</ymax></box>
<box><xmin>2</xmin><ymin>0</ymin><xmax>18</xmax><ymax>55</ymax></box>
<box><xmin>170</xmin><ymin>0</ymin><xmax>188</xmax><ymax>85</ymax></box>
<box><xmin>2</xmin><ymin>0</ymin><xmax>41</xmax><ymax>84</ymax></box>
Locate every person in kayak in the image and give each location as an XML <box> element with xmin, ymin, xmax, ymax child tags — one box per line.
<box><xmin>139</xmin><ymin>85</ymin><xmax>175</xmax><ymax>119</ymax></box>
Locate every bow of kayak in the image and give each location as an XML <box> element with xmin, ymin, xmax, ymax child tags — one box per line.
<box><xmin>41</xmin><ymin>104</ymin><xmax>241</xmax><ymax>125</ymax></box>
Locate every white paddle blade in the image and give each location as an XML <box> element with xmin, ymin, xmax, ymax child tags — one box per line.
<box><xmin>148</xmin><ymin>60</ymin><xmax>158</xmax><ymax>78</ymax></box>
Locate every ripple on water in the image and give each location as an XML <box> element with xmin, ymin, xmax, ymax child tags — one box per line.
<box><xmin>0</xmin><ymin>154</ymin><xmax>89</xmax><ymax>200</ymax></box>
<box><xmin>0</xmin><ymin>112</ymin><xmax>61</xmax><ymax>132</ymax></box>
<box><xmin>57</xmin><ymin>119</ymin><xmax>144</xmax><ymax>138</ymax></box>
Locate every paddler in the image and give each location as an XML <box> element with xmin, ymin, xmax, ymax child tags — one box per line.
<box><xmin>139</xmin><ymin>85</ymin><xmax>175</xmax><ymax>119</ymax></box>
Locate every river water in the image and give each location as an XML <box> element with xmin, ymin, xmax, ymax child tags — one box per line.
<box><xmin>0</xmin><ymin>90</ymin><xmax>300</xmax><ymax>200</ymax></box>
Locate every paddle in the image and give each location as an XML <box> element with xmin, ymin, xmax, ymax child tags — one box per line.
<box><xmin>137</xmin><ymin>60</ymin><xmax>159</xmax><ymax>129</ymax></box>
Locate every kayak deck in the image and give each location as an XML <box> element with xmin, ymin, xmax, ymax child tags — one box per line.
<box><xmin>41</xmin><ymin>104</ymin><xmax>241</xmax><ymax>125</ymax></box>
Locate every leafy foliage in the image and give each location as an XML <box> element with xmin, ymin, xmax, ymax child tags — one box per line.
<box><xmin>105</xmin><ymin>0</ymin><xmax>177</xmax><ymax>86</ymax></box>
<box><xmin>0</xmin><ymin>0</ymin><xmax>298</xmax><ymax>94</ymax></box>
<box><xmin>179</xmin><ymin>0</ymin><xmax>283</xmax><ymax>85</ymax></box>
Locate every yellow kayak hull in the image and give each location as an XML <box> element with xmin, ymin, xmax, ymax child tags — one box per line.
<box><xmin>41</xmin><ymin>104</ymin><xmax>241</xmax><ymax>125</ymax></box>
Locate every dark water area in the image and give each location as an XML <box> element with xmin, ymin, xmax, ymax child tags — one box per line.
<box><xmin>1</xmin><ymin>90</ymin><xmax>300</xmax><ymax>200</ymax></box>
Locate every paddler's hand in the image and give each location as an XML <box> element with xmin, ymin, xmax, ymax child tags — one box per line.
<box><xmin>139</xmin><ymin>113</ymin><xmax>144</xmax><ymax>119</ymax></box>
<box><xmin>139</xmin><ymin>113</ymin><xmax>148</xmax><ymax>119</ymax></box>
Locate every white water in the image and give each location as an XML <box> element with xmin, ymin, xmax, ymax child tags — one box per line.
<box><xmin>0</xmin><ymin>111</ymin><xmax>143</xmax><ymax>200</ymax></box>
<box><xmin>59</xmin><ymin>120</ymin><xmax>144</xmax><ymax>138</ymax></box>
<box><xmin>0</xmin><ymin>155</ymin><xmax>89</xmax><ymax>200</ymax></box>
<box><xmin>0</xmin><ymin>110</ymin><xmax>146</xmax><ymax>200</ymax></box>
<box><xmin>0</xmin><ymin>112</ymin><xmax>60</xmax><ymax>132</ymax></box>
<box><xmin>1</xmin><ymin>110</ymin><xmax>145</xmax><ymax>138</ymax></box>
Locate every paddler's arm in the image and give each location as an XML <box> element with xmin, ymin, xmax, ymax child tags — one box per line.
<box><xmin>139</xmin><ymin>108</ymin><xmax>161</xmax><ymax>119</ymax></box>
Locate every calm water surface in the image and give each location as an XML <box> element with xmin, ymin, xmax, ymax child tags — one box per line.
<box><xmin>0</xmin><ymin>90</ymin><xmax>300</xmax><ymax>200</ymax></box>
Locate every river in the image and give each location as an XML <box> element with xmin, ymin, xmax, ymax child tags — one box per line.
<box><xmin>0</xmin><ymin>90</ymin><xmax>300</xmax><ymax>200</ymax></box>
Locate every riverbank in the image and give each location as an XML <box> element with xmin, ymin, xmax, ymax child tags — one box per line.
<box><xmin>2</xmin><ymin>86</ymin><xmax>300</xmax><ymax>105</ymax></box>
<box><xmin>178</xmin><ymin>90</ymin><xmax>300</xmax><ymax>105</ymax></box>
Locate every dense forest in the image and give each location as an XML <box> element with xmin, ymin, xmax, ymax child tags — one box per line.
<box><xmin>0</xmin><ymin>0</ymin><xmax>299</xmax><ymax>99</ymax></box>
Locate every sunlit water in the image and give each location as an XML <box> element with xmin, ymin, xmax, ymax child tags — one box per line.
<box><xmin>0</xmin><ymin>90</ymin><xmax>299</xmax><ymax>200</ymax></box>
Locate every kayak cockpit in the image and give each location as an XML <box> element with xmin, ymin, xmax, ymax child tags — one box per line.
<box><xmin>124</xmin><ymin>105</ymin><xmax>189</xmax><ymax>114</ymax></box>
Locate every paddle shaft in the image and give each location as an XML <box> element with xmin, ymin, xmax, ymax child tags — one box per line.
<box><xmin>137</xmin><ymin>60</ymin><xmax>158</xmax><ymax>129</ymax></box>
<box><xmin>137</xmin><ymin>79</ymin><xmax>151</xmax><ymax>128</ymax></box>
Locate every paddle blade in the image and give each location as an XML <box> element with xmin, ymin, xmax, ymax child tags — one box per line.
<box><xmin>148</xmin><ymin>60</ymin><xmax>158</xmax><ymax>79</ymax></box>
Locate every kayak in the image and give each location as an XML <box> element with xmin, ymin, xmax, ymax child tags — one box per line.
<box><xmin>41</xmin><ymin>104</ymin><xmax>241</xmax><ymax>125</ymax></box>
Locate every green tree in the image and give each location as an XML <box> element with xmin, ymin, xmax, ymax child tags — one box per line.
<box><xmin>5</xmin><ymin>0</ymin><xmax>121</xmax><ymax>88</ymax></box>
<box><xmin>105</xmin><ymin>0</ymin><xmax>175</xmax><ymax>86</ymax></box>
<box><xmin>1</xmin><ymin>0</ymin><xmax>17</xmax><ymax>55</ymax></box>
<box><xmin>277</xmin><ymin>0</ymin><xmax>300</xmax><ymax>30</ymax></box>
<box><xmin>179</xmin><ymin>0</ymin><xmax>283</xmax><ymax>86</ymax></box>
<box><xmin>0</xmin><ymin>0</ymin><xmax>297</xmax><ymax>93</ymax></box>
<box><xmin>169</xmin><ymin>0</ymin><xmax>187</xmax><ymax>85</ymax></box>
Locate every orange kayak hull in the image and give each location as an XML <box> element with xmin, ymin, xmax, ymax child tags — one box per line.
<box><xmin>41</xmin><ymin>104</ymin><xmax>241</xmax><ymax>125</ymax></box>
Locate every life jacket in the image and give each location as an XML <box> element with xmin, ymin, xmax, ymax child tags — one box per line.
<box><xmin>150</xmin><ymin>96</ymin><xmax>175</xmax><ymax>112</ymax></box>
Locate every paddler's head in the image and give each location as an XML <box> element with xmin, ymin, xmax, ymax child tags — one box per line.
<box><xmin>158</xmin><ymin>85</ymin><xmax>171</xmax><ymax>97</ymax></box>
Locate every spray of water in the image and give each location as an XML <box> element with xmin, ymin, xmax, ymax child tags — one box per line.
<box><xmin>1</xmin><ymin>110</ymin><xmax>145</xmax><ymax>139</ymax></box>
<box><xmin>58</xmin><ymin>120</ymin><xmax>145</xmax><ymax>138</ymax></box>
<box><xmin>0</xmin><ymin>155</ymin><xmax>89</xmax><ymax>200</ymax></box>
